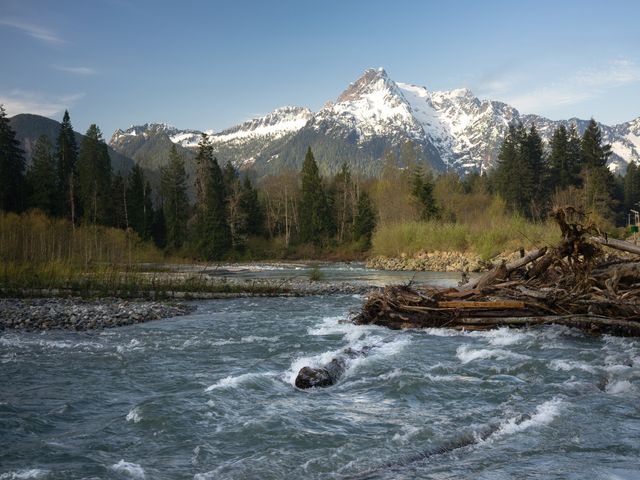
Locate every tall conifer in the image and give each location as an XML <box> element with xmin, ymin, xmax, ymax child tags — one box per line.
<box><xmin>0</xmin><ymin>105</ymin><xmax>26</xmax><ymax>212</ymax></box>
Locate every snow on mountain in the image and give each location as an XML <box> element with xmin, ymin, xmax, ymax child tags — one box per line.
<box><xmin>211</xmin><ymin>106</ymin><xmax>312</xmax><ymax>144</ymax></box>
<box><xmin>109</xmin><ymin>68</ymin><xmax>639</xmax><ymax>176</ymax></box>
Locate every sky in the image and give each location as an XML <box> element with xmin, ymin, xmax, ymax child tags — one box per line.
<box><xmin>1</xmin><ymin>0</ymin><xmax>639</xmax><ymax>137</ymax></box>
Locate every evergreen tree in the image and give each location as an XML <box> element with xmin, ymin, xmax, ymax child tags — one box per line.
<box><xmin>492</xmin><ymin>123</ymin><xmax>549</xmax><ymax>218</ymax></box>
<box><xmin>0</xmin><ymin>105</ymin><xmax>26</xmax><ymax>212</ymax></box>
<box><xmin>194</xmin><ymin>133</ymin><xmax>213</xmax><ymax>209</ymax></box>
<box><xmin>152</xmin><ymin>201</ymin><xmax>167</xmax><ymax>249</ymax></box>
<box><xmin>143</xmin><ymin>181</ymin><xmax>154</xmax><ymax>241</ymax></box>
<box><xmin>56</xmin><ymin>110</ymin><xmax>78</xmax><ymax>222</ymax></box>
<box><xmin>624</xmin><ymin>162</ymin><xmax>640</xmax><ymax>213</ymax></box>
<box><xmin>198</xmin><ymin>157</ymin><xmax>231</xmax><ymax>260</ymax></box>
<box><xmin>126</xmin><ymin>164</ymin><xmax>146</xmax><ymax>236</ymax></box>
<box><xmin>161</xmin><ymin>145</ymin><xmax>189</xmax><ymax>250</ymax></box>
<box><xmin>192</xmin><ymin>135</ymin><xmax>230</xmax><ymax>259</ymax></box>
<box><xmin>26</xmin><ymin>135</ymin><xmax>56</xmax><ymax>215</ymax></box>
<box><xmin>353</xmin><ymin>191</ymin><xmax>376</xmax><ymax>248</ymax></box>
<box><xmin>548</xmin><ymin>124</ymin><xmax>580</xmax><ymax>191</ymax></box>
<box><xmin>521</xmin><ymin>124</ymin><xmax>548</xmax><ymax>217</ymax></box>
<box><xmin>111</xmin><ymin>172</ymin><xmax>128</xmax><ymax>229</ymax></box>
<box><xmin>411</xmin><ymin>164</ymin><xmax>439</xmax><ymax>220</ymax></box>
<box><xmin>77</xmin><ymin>124</ymin><xmax>112</xmax><ymax>224</ymax></box>
<box><xmin>299</xmin><ymin>147</ymin><xmax>332</xmax><ymax>244</ymax></box>
<box><xmin>579</xmin><ymin>119</ymin><xmax>614</xmax><ymax>216</ymax></box>
<box><xmin>240</xmin><ymin>175</ymin><xmax>264</xmax><ymax>236</ymax></box>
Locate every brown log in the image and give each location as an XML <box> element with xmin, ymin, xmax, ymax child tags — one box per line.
<box><xmin>591</xmin><ymin>236</ymin><xmax>640</xmax><ymax>256</ymax></box>
<box><xmin>436</xmin><ymin>300</ymin><xmax>526</xmax><ymax>309</ymax></box>
<box><xmin>453</xmin><ymin>314</ymin><xmax>640</xmax><ymax>337</ymax></box>
<box><xmin>459</xmin><ymin>247</ymin><xmax>547</xmax><ymax>290</ymax></box>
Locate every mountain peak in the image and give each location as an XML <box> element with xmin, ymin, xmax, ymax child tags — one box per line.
<box><xmin>336</xmin><ymin>67</ymin><xmax>396</xmax><ymax>103</ymax></box>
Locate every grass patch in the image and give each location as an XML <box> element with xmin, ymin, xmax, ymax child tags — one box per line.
<box><xmin>371</xmin><ymin>216</ymin><xmax>560</xmax><ymax>259</ymax></box>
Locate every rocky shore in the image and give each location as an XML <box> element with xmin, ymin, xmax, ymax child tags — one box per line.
<box><xmin>366</xmin><ymin>250</ymin><xmax>525</xmax><ymax>272</ymax></box>
<box><xmin>0</xmin><ymin>298</ymin><xmax>195</xmax><ymax>331</ymax></box>
<box><xmin>366</xmin><ymin>251</ymin><xmax>486</xmax><ymax>272</ymax></box>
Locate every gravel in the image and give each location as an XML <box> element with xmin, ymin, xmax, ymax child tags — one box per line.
<box><xmin>0</xmin><ymin>298</ymin><xmax>195</xmax><ymax>331</ymax></box>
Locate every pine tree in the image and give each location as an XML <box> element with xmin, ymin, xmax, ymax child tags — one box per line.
<box><xmin>152</xmin><ymin>201</ymin><xmax>167</xmax><ymax>249</ymax></box>
<box><xmin>56</xmin><ymin>110</ymin><xmax>78</xmax><ymax>222</ymax></box>
<box><xmin>194</xmin><ymin>133</ymin><xmax>213</xmax><ymax>210</ymax></box>
<box><xmin>126</xmin><ymin>164</ymin><xmax>145</xmax><ymax>236</ymax></box>
<box><xmin>521</xmin><ymin>124</ymin><xmax>548</xmax><ymax>217</ymax></box>
<box><xmin>353</xmin><ymin>191</ymin><xmax>376</xmax><ymax>248</ymax></box>
<box><xmin>549</xmin><ymin>125</ymin><xmax>580</xmax><ymax>191</ymax></box>
<box><xmin>26</xmin><ymin>135</ymin><xmax>56</xmax><ymax>215</ymax></box>
<box><xmin>111</xmin><ymin>172</ymin><xmax>128</xmax><ymax>229</ymax></box>
<box><xmin>299</xmin><ymin>147</ymin><xmax>332</xmax><ymax>244</ymax></box>
<box><xmin>198</xmin><ymin>157</ymin><xmax>231</xmax><ymax>260</ymax></box>
<box><xmin>624</xmin><ymin>162</ymin><xmax>640</xmax><ymax>213</ymax></box>
<box><xmin>143</xmin><ymin>181</ymin><xmax>154</xmax><ymax>241</ymax></box>
<box><xmin>240</xmin><ymin>176</ymin><xmax>264</xmax><ymax>236</ymax></box>
<box><xmin>222</xmin><ymin>161</ymin><xmax>247</xmax><ymax>250</ymax></box>
<box><xmin>579</xmin><ymin>119</ymin><xmax>614</xmax><ymax>216</ymax></box>
<box><xmin>0</xmin><ymin>105</ymin><xmax>26</xmax><ymax>212</ymax></box>
<box><xmin>411</xmin><ymin>164</ymin><xmax>439</xmax><ymax>220</ymax></box>
<box><xmin>161</xmin><ymin>145</ymin><xmax>189</xmax><ymax>250</ymax></box>
<box><xmin>77</xmin><ymin>124</ymin><xmax>112</xmax><ymax>224</ymax></box>
<box><xmin>492</xmin><ymin>123</ymin><xmax>549</xmax><ymax>218</ymax></box>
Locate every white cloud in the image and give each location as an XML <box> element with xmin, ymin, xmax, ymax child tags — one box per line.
<box><xmin>53</xmin><ymin>65</ymin><xmax>97</xmax><ymax>75</ymax></box>
<box><xmin>489</xmin><ymin>59</ymin><xmax>640</xmax><ymax>114</ymax></box>
<box><xmin>0</xmin><ymin>18</ymin><xmax>65</xmax><ymax>45</ymax></box>
<box><xmin>0</xmin><ymin>90</ymin><xmax>84</xmax><ymax>117</ymax></box>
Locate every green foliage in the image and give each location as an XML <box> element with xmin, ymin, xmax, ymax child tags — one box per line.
<box><xmin>161</xmin><ymin>145</ymin><xmax>189</xmax><ymax>250</ymax></box>
<box><xmin>0</xmin><ymin>105</ymin><xmax>26</xmax><ymax>212</ymax></box>
<box><xmin>579</xmin><ymin>119</ymin><xmax>615</xmax><ymax>218</ymax></box>
<box><xmin>299</xmin><ymin>147</ymin><xmax>332</xmax><ymax>244</ymax></box>
<box><xmin>55</xmin><ymin>110</ymin><xmax>79</xmax><ymax>222</ymax></box>
<box><xmin>492</xmin><ymin>123</ymin><xmax>549</xmax><ymax>219</ymax></box>
<box><xmin>548</xmin><ymin>124</ymin><xmax>581</xmax><ymax>191</ymax></box>
<box><xmin>411</xmin><ymin>164</ymin><xmax>439</xmax><ymax>220</ymax></box>
<box><xmin>192</xmin><ymin>135</ymin><xmax>231</xmax><ymax>260</ymax></box>
<box><xmin>308</xmin><ymin>264</ymin><xmax>323</xmax><ymax>282</ymax></box>
<box><xmin>26</xmin><ymin>135</ymin><xmax>57</xmax><ymax>215</ymax></box>
<box><xmin>353</xmin><ymin>191</ymin><xmax>376</xmax><ymax>247</ymax></box>
<box><xmin>77</xmin><ymin>124</ymin><xmax>112</xmax><ymax>224</ymax></box>
<box><xmin>624</xmin><ymin>162</ymin><xmax>640</xmax><ymax>212</ymax></box>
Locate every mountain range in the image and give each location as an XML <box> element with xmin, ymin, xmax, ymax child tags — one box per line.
<box><xmin>10</xmin><ymin>68</ymin><xmax>640</xmax><ymax>180</ymax></box>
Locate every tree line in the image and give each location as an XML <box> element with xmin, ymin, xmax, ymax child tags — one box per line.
<box><xmin>0</xmin><ymin>107</ymin><xmax>377</xmax><ymax>261</ymax></box>
<box><xmin>2</xmin><ymin>104</ymin><xmax>638</xmax><ymax>263</ymax></box>
<box><xmin>491</xmin><ymin>119</ymin><xmax>620</xmax><ymax>222</ymax></box>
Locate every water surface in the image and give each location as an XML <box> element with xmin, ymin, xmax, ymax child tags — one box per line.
<box><xmin>2</xmin><ymin>295</ymin><xmax>640</xmax><ymax>479</ymax></box>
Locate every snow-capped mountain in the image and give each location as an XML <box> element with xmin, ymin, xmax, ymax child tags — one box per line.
<box><xmin>109</xmin><ymin>68</ymin><xmax>640</xmax><ymax>177</ymax></box>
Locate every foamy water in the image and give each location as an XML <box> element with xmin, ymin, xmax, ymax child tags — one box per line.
<box><xmin>1</xmin><ymin>294</ymin><xmax>639</xmax><ymax>479</ymax></box>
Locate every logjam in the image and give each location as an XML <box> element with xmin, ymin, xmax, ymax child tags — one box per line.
<box><xmin>353</xmin><ymin>207</ymin><xmax>640</xmax><ymax>337</ymax></box>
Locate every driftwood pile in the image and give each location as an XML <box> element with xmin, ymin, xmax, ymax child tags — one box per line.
<box><xmin>353</xmin><ymin>207</ymin><xmax>640</xmax><ymax>337</ymax></box>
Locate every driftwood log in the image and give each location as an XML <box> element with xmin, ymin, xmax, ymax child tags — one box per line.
<box><xmin>352</xmin><ymin>207</ymin><xmax>640</xmax><ymax>337</ymax></box>
<box><xmin>295</xmin><ymin>346</ymin><xmax>374</xmax><ymax>389</ymax></box>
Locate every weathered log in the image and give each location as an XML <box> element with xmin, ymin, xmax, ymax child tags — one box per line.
<box><xmin>459</xmin><ymin>247</ymin><xmax>547</xmax><ymax>290</ymax></box>
<box><xmin>295</xmin><ymin>346</ymin><xmax>373</xmax><ymax>389</ymax></box>
<box><xmin>591</xmin><ymin>236</ymin><xmax>640</xmax><ymax>256</ymax></box>
<box><xmin>452</xmin><ymin>314</ymin><xmax>640</xmax><ymax>337</ymax></box>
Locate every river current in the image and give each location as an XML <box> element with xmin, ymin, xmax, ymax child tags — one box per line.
<box><xmin>2</xmin><ymin>274</ymin><xmax>640</xmax><ymax>479</ymax></box>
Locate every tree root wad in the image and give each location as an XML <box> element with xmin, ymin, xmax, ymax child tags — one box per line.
<box><xmin>352</xmin><ymin>207</ymin><xmax>640</xmax><ymax>337</ymax></box>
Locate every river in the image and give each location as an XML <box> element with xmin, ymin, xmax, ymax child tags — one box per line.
<box><xmin>1</xmin><ymin>268</ymin><xmax>640</xmax><ymax>479</ymax></box>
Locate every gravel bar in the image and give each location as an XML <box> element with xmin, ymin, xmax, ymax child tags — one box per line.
<box><xmin>0</xmin><ymin>298</ymin><xmax>195</xmax><ymax>331</ymax></box>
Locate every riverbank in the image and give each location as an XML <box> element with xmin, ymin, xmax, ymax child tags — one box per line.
<box><xmin>0</xmin><ymin>297</ymin><xmax>195</xmax><ymax>331</ymax></box>
<box><xmin>366</xmin><ymin>250</ymin><xmax>525</xmax><ymax>272</ymax></box>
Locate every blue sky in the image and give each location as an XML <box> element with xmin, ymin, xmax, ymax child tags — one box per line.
<box><xmin>1</xmin><ymin>0</ymin><xmax>639</xmax><ymax>136</ymax></box>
